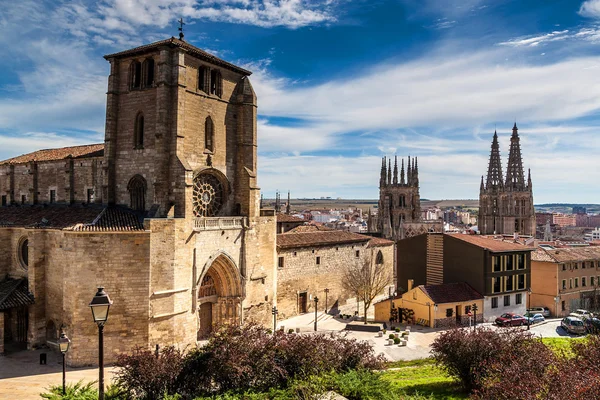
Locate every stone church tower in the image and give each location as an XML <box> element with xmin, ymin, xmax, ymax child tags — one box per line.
<box><xmin>376</xmin><ymin>156</ymin><xmax>422</xmax><ymax>239</ymax></box>
<box><xmin>479</xmin><ymin>124</ymin><xmax>535</xmax><ymax>235</ymax></box>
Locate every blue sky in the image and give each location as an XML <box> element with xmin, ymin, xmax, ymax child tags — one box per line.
<box><xmin>1</xmin><ymin>0</ymin><xmax>600</xmax><ymax>203</ymax></box>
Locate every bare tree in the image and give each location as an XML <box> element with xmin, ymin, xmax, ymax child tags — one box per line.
<box><xmin>342</xmin><ymin>256</ymin><xmax>393</xmax><ymax>324</ymax></box>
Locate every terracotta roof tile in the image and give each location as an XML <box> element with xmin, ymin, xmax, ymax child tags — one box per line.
<box><xmin>276</xmin><ymin>214</ymin><xmax>305</xmax><ymax>223</ymax></box>
<box><xmin>0</xmin><ymin>205</ymin><xmax>145</xmax><ymax>231</ymax></box>
<box><xmin>0</xmin><ymin>278</ymin><xmax>35</xmax><ymax>311</ymax></box>
<box><xmin>287</xmin><ymin>225</ymin><xmax>333</xmax><ymax>233</ymax></box>
<box><xmin>367</xmin><ymin>236</ymin><xmax>395</xmax><ymax>248</ymax></box>
<box><xmin>104</xmin><ymin>37</ymin><xmax>251</xmax><ymax>76</ymax></box>
<box><xmin>532</xmin><ymin>246</ymin><xmax>600</xmax><ymax>263</ymax></box>
<box><xmin>447</xmin><ymin>234</ymin><xmax>535</xmax><ymax>252</ymax></box>
<box><xmin>420</xmin><ymin>282</ymin><xmax>483</xmax><ymax>304</ymax></box>
<box><xmin>0</xmin><ymin>144</ymin><xmax>104</xmax><ymax>165</ymax></box>
<box><xmin>277</xmin><ymin>230</ymin><xmax>371</xmax><ymax>249</ymax></box>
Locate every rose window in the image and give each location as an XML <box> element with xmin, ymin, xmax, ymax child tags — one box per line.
<box><xmin>193</xmin><ymin>174</ymin><xmax>223</xmax><ymax>217</ymax></box>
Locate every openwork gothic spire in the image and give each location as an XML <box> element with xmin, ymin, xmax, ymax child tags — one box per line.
<box><xmin>387</xmin><ymin>159</ymin><xmax>392</xmax><ymax>186</ymax></box>
<box><xmin>380</xmin><ymin>157</ymin><xmax>386</xmax><ymax>187</ymax></box>
<box><xmin>505</xmin><ymin>123</ymin><xmax>526</xmax><ymax>190</ymax></box>
<box><xmin>400</xmin><ymin>159</ymin><xmax>405</xmax><ymax>184</ymax></box>
<box><xmin>393</xmin><ymin>156</ymin><xmax>398</xmax><ymax>184</ymax></box>
<box><xmin>485</xmin><ymin>130</ymin><xmax>504</xmax><ymax>191</ymax></box>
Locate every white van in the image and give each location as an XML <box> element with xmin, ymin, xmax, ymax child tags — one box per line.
<box><xmin>527</xmin><ymin>307</ymin><xmax>550</xmax><ymax>317</ymax></box>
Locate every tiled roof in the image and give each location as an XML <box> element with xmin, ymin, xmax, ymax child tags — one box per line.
<box><xmin>0</xmin><ymin>205</ymin><xmax>145</xmax><ymax>231</ymax></box>
<box><xmin>104</xmin><ymin>37</ymin><xmax>252</xmax><ymax>76</ymax></box>
<box><xmin>0</xmin><ymin>279</ymin><xmax>35</xmax><ymax>311</ymax></box>
<box><xmin>367</xmin><ymin>236</ymin><xmax>395</xmax><ymax>248</ymax></box>
<box><xmin>447</xmin><ymin>234</ymin><xmax>535</xmax><ymax>252</ymax></box>
<box><xmin>276</xmin><ymin>214</ymin><xmax>305</xmax><ymax>223</ymax></box>
<box><xmin>420</xmin><ymin>282</ymin><xmax>483</xmax><ymax>304</ymax></box>
<box><xmin>0</xmin><ymin>144</ymin><xmax>104</xmax><ymax>165</ymax></box>
<box><xmin>277</xmin><ymin>230</ymin><xmax>371</xmax><ymax>249</ymax></box>
<box><xmin>287</xmin><ymin>225</ymin><xmax>333</xmax><ymax>233</ymax></box>
<box><xmin>532</xmin><ymin>246</ymin><xmax>600</xmax><ymax>263</ymax></box>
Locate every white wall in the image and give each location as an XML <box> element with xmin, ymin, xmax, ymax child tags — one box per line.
<box><xmin>483</xmin><ymin>290</ymin><xmax>528</xmax><ymax>322</ymax></box>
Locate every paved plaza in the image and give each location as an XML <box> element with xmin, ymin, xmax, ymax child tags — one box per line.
<box><xmin>0</xmin><ymin>315</ymin><xmax>573</xmax><ymax>399</ymax></box>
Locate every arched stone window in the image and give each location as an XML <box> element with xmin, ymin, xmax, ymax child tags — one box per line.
<box><xmin>198</xmin><ymin>66</ymin><xmax>209</xmax><ymax>93</ymax></box>
<box><xmin>128</xmin><ymin>175</ymin><xmax>147</xmax><ymax>211</ymax></box>
<box><xmin>205</xmin><ymin>116</ymin><xmax>214</xmax><ymax>152</ymax></box>
<box><xmin>134</xmin><ymin>112</ymin><xmax>144</xmax><ymax>149</ymax></box>
<box><xmin>130</xmin><ymin>61</ymin><xmax>142</xmax><ymax>89</ymax></box>
<box><xmin>375</xmin><ymin>250</ymin><xmax>384</xmax><ymax>265</ymax></box>
<box><xmin>143</xmin><ymin>58</ymin><xmax>155</xmax><ymax>87</ymax></box>
<box><xmin>18</xmin><ymin>237</ymin><xmax>29</xmax><ymax>270</ymax></box>
<box><xmin>399</xmin><ymin>195</ymin><xmax>406</xmax><ymax>207</ymax></box>
<box><xmin>210</xmin><ymin>69</ymin><xmax>222</xmax><ymax>97</ymax></box>
<box><xmin>193</xmin><ymin>172</ymin><xmax>224</xmax><ymax>217</ymax></box>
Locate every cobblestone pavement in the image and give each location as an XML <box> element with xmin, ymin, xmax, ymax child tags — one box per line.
<box><xmin>0</xmin><ymin>348</ymin><xmax>117</xmax><ymax>399</ymax></box>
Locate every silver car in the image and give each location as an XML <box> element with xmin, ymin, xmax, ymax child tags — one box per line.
<box><xmin>525</xmin><ymin>313</ymin><xmax>545</xmax><ymax>325</ymax></box>
<box><xmin>561</xmin><ymin>316</ymin><xmax>586</xmax><ymax>335</ymax></box>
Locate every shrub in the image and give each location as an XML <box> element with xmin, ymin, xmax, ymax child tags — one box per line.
<box><xmin>288</xmin><ymin>328</ymin><xmax>294</xmax><ymax>334</ymax></box>
<box><xmin>40</xmin><ymin>381</ymin><xmax>97</xmax><ymax>400</ymax></box>
<box><xmin>395</xmin><ymin>327</ymin><xmax>401</xmax><ymax>332</ymax></box>
<box><xmin>115</xmin><ymin>346</ymin><xmax>184</xmax><ymax>400</ymax></box>
<box><xmin>389</xmin><ymin>334</ymin><xmax>395</xmax><ymax>339</ymax></box>
<box><xmin>393</xmin><ymin>337</ymin><xmax>401</xmax><ymax>344</ymax></box>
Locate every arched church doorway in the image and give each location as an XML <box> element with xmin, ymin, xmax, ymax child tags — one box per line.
<box><xmin>197</xmin><ymin>254</ymin><xmax>243</xmax><ymax>340</ymax></box>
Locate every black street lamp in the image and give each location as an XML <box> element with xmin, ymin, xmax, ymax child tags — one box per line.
<box><xmin>324</xmin><ymin>288</ymin><xmax>329</xmax><ymax>313</ymax></box>
<box><xmin>472</xmin><ymin>303</ymin><xmax>479</xmax><ymax>330</ymax></box>
<box><xmin>527</xmin><ymin>288</ymin><xmax>532</xmax><ymax>330</ymax></box>
<box><xmin>271</xmin><ymin>306</ymin><xmax>278</xmax><ymax>333</ymax></box>
<box><xmin>89</xmin><ymin>287</ymin><xmax>113</xmax><ymax>400</ymax></box>
<box><xmin>314</xmin><ymin>296</ymin><xmax>319</xmax><ymax>331</ymax></box>
<box><xmin>58</xmin><ymin>328</ymin><xmax>71</xmax><ymax>395</ymax></box>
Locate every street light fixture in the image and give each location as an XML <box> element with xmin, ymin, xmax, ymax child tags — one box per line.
<box><xmin>324</xmin><ymin>288</ymin><xmax>329</xmax><ymax>313</ymax></box>
<box><xmin>271</xmin><ymin>306</ymin><xmax>278</xmax><ymax>333</ymax></box>
<box><xmin>89</xmin><ymin>287</ymin><xmax>112</xmax><ymax>400</ymax></box>
<box><xmin>58</xmin><ymin>328</ymin><xmax>71</xmax><ymax>395</ymax></box>
<box><xmin>389</xmin><ymin>291</ymin><xmax>397</xmax><ymax>326</ymax></box>
<box><xmin>314</xmin><ymin>296</ymin><xmax>319</xmax><ymax>331</ymax></box>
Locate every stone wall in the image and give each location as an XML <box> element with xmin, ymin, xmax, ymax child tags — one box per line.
<box><xmin>276</xmin><ymin>242</ymin><xmax>394</xmax><ymax>320</ymax></box>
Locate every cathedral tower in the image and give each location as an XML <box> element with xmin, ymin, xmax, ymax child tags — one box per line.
<box><xmin>479</xmin><ymin>124</ymin><xmax>535</xmax><ymax>235</ymax></box>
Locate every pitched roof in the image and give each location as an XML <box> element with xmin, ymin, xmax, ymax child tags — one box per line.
<box><xmin>0</xmin><ymin>279</ymin><xmax>35</xmax><ymax>311</ymax></box>
<box><xmin>276</xmin><ymin>214</ymin><xmax>305</xmax><ymax>223</ymax></box>
<box><xmin>532</xmin><ymin>246</ymin><xmax>600</xmax><ymax>263</ymax></box>
<box><xmin>367</xmin><ymin>236</ymin><xmax>395</xmax><ymax>248</ymax></box>
<box><xmin>277</xmin><ymin>230</ymin><xmax>371</xmax><ymax>249</ymax></box>
<box><xmin>420</xmin><ymin>282</ymin><xmax>483</xmax><ymax>304</ymax></box>
<box><xmin>104</xmin><ymin>37</ymin><xmax>252</xmax><ymax>76</ymax></box>
<box><xmin>0</xmin><ymin>205</ymin><xmax>145</xmax><ymax>231</ymax></box>
<box><xmin>0</xmin><ymin>144</ymin><xmax>104</xmax><ymax>165</ymax></box>
<box><xmin>447</xmin><ymin>234</ymin><xmax>535</xmax><ymax>252</ymax></box>
<box><xmin>287</xmin><ymin>225</ymin><xmax>333</xmax><ymax>233</ymax></box>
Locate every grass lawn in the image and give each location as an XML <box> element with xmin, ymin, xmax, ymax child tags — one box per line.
<box><xmin>381</xmin><ymin>358</ymin><xmax>468</xmax><ymax>399</ymax></box>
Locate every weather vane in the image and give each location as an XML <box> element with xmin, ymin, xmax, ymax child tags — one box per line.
<box><xmin>178</xmin><ymin>17</ymin><xmax>185</xmax><ymax>41</ymax></box>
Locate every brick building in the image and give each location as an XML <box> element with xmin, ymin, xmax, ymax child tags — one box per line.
<box><xmin>0</xmin><ymin>37</ymin><xmax>278</xmax><ymax>365</ymax></box>
<box><xmin>531</xmin><ymin>246</ymin><xmax>600</xmax><ymax>317</ymax></box>
<box><xmin>397</xmin><ymin>233</ymin><xmax>534</xmax><ymax>321</ymax></box>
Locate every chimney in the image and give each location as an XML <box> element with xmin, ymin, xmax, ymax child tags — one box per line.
<box><xmin>407</xmin><ymin>279</ymin><xmax>414</xmax><ymax>292</ymax></box>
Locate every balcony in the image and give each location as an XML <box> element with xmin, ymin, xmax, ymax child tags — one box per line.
<box><xmin>193</xmin><ymin>217</ymin><xmax>247</xmax><ymax>231</ymax></box>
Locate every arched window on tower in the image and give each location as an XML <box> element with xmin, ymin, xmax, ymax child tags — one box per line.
<box><xmin>205</xmin><ymin>116</ymin><xmax>214</xmax><ymax>152</ymax></box>
<box><xmin>399</xmin><ymin>195</ymin><xmax>406</xmax><ymax>207</ymax></box>
<box><xmin>375</xmin><ymin>250</ymin><xmax>384</xmax><ymax>265</ymax></box>
<box><xmin>128</xmin><ymin>175</ymin><xmax>147</xmax><ymax>211</ymax></box>
<box><xmin>198</xmin><ymin>66</ymin><xmax>209</xmax><ymax>93</ymax></box>
<box><xmin>210</xmin><ymin>69</ymin><xmax>222</xmax><ymax>97</ymax></box>
<box><xmin>134</xmin><ymin>112</ymin><xmax>144</xmax><ymax>149</ymax></box>
<box><xmin>130</xmin><ymin>60</ymin><xmax>142</xmax><ymax>89</ymax></box>
<box><xmin>143</xmin><ymin>58</ymin><xmax>155</xmax><ymax>87</ymax></box>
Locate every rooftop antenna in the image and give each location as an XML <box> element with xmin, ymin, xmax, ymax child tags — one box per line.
<box><xmin>178</xmin><ymin>17</ymin><xmax>185</xmax><ymax>41</ymax></box>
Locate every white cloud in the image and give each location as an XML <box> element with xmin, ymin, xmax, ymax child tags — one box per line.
<box><xmin>579</xmin><ymin>0</ymin><xmax>600</xmax><ymax>19</ymax></box>
<box><xmin>498</xmin><ymin>30</ymin><xmax>570</xmax><ymax>47</ymax></box>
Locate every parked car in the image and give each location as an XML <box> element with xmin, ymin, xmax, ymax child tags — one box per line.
<box><xmin>495</xmin><ymin>313</ymin><xmax>527</xmax><ymax>327</ymax></box>
<box><xmin>585</xmin><ymin>317</ymin><xmax>600</xmax><ymax>334</ymax></box>
<box><xmin>570</xmin><ymin>309</ymin><xmax>594</xmax><ymax>320</ymax></box>
<box><xmin>524</xmin><ymin>313</ymin><xmax>545</xmax><ymax>325</ymax></box>
<box><xmin>527</xmin><ymin>307</ymin><xmax>551</xmax><ymax>317</ymax></box>
<box><xmin>561</xmin><ymin>316</ymin><xmax>586</xmax><ymax>335</ymax></box>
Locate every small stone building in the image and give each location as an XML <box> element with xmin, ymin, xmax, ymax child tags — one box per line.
<box><xmin>275</xmin><ymin>226</ymin><xmax>395</xmax><ymax>319</ymax></box>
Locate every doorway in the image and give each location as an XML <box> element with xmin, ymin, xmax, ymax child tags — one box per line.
<box><xmin>299</xmin><ymin>292</ymin><xmax>308</xmax><ymax>314</ymax></box>
<box><xmin>455</xmin><ymin>305</ymin><xmax>461</xmax><ymax>324</ymax></box>
<box><xmin>198</xmin><ymin>303</ymin><xmax>213</xmax><ymax>339</ymax></box>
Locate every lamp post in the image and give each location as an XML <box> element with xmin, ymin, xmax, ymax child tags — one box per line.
<box><xmin>472</xmin><ymin>303</ymin><xmax>478</xmax><ymax>330</ymax></box>
<box><xmin>89</xmin><ymin>287</ymin><xmax>113</xmax><ymax>400</ymax></box>
<box><xmin>271</xmin><ymin>306</ymin><xmax>278</xmax><ymax>333</ymax></box>
<box><xmin>527</xmin><ymin>288</ymin><xmax>532</xmax><ymax>330</ymax></box>
<box><xmin>58</xmin><ymin>328</ymin><xmax>71</xmax><ymax>395</ymax></box>
<box><xmin>324</xmin><ymin>288</ymin><xmax>329</xmax><ymax>313</ymax></box>
<box><xmin>389</xmin><ymin>291</ymin><xmax>397</xmax><ymax>326</ymax></box>
<box><xmin>314</xmin><ymin>296</ymin><xmax>319</xmax><ymax>331</ymax></box>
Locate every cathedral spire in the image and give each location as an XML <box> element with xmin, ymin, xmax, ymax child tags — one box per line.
<box><xmin>286</xmin><ymin>191</ymin><xmax>291</xmax><ymax>214</ymax></box>
<box><xmin>480</xmin><ymin>175</ymin><xmax>485</xmax><ymax>192</ymax></box>
<box><xmin>414</xmin><ymin>157</ymin><xmax>419</xmax><ymax>187</ymax></box>
<box><xmin>407</xmin><ymin>156</ymin><xmax>412</xmax><ymax>186</ymax></box>
<box><xmin>505</xmin><ymin>123</ymin><xmax>525</xmax><ymax>190</ymax></box>
<box><xmin>485</xmin><ymin>130</ymin><xmax>504</xmax><ymax>191</ymax></box>
<box><xmin>527</xmin><ymin>168</ymin><xmax>532</xmax><ymax>189</ymax></box>
<box><xmin>393</xmin><ymin>156</ymin><xmax>398</xmax><ymax>185</ymax></box>
<box><xmin>400</xmin><ymin>158</ymin><xmax>405</xmax><ymax>185</ymax></box>
<box><xmin>387</xmin><ymin>159</ymin><xmax>392</xmax><ymax>186</ymax></box>
<box><xmin>380</xmin><ymin>157</ymin><xmax>386</xmax><ymax>187</ymax></box>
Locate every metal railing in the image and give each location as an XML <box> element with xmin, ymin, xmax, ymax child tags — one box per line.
<box><xmin>193</xmin><ymin>217</ymin><xmax>246</xmax><ymax>231</ymax></box>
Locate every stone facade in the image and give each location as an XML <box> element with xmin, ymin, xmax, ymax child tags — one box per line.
<box><xmin>0</xmin><ymin>38</ymin><xmax>277</xmax><ymax>366</ymax></box>
<box><xmin>479</xmin><ymin>125</ymin><xmax>536</xmax><ymax>236</ymax></box>
<box><xmin>275</xmin><ymin>230</ymin><xmax>394</xmax><ymax>320</ymax></box>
